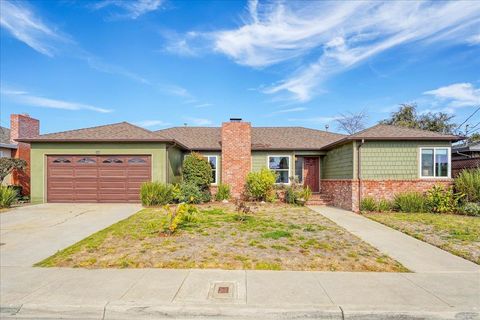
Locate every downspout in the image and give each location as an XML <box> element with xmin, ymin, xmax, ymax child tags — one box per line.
<box><xmin>357</xmin><ymin>139</ymin><xmax>365</xmax><ymax>212</ymax></box>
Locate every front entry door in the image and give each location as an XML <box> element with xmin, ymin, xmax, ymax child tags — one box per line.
<box><xmin>303</xmin><ymin>157</ymin><xmax>319</xmax><ymax>192</ymax></box>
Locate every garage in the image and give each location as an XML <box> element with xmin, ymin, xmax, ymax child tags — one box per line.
<box><xmin>47</xmin><ymin>155</ymin><xmax>151</xmax><ymax>203</ymax></box>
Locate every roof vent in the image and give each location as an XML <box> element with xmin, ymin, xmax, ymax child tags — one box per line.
<box><xmin>229</xmin><ymin>118</ymin><xmax>242</xmax><ymax>122</ymax></box>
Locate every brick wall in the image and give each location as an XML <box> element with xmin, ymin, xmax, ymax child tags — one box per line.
<box><xmin>10</xmin><ymin>114</ymin><xmax>40</xmax><ymax>195</ymax></box>
<box><xmin>320</xmin><ymin>180</ymin><xmax>358</xmax><ymax>211</ymax></box>
<box><xmin>221</xmin><ymin>120</ymin><xmax>251</xmax><ymax>198</ymax></box>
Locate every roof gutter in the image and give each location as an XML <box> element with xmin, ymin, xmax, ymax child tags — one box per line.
<box><xmin>0</xmin><ymin>143</ymin><xmax>18</xmax><ymax>149</ymax></box>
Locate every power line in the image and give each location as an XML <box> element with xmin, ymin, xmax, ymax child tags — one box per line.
<box><xmin>468</xmin><ymin>121</ymin><xmax>480</xmax><ymax>132</ymax></box>
<box><xmin>456</xmin><ymin>106</ymin><xmax>480</xmax><ymax>132</ymax></box>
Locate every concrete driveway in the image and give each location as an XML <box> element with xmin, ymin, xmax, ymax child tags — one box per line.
<box><xmin>0</xmin><ymin>203</ymin><xmax>141</xmax><ymax>267</ymax></box>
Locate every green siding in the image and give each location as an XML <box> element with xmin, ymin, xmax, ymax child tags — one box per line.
<box><xmin>360</xmin><ymin>140</ymin><xmax>451</xmax><ymax>180</ymax></box>
<box><xmin>251</xmin><ymin>151</ymin><xmax>295</xmax><ymax>177</ymax></box>
<box><xmin>30</xmin><ymin>142</ymin><xmax>167</xmax><ymax>204</ymax></box>
<box><xmin>167</xmin><ymin>146</ymin><xmax>183</xmax><ymax>184</ymax></box>
<box><xmin>321</xmin><ymin>142</ymin><xmax>354</xmax><ymax>179</ymax></box>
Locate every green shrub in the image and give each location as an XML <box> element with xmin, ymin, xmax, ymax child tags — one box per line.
<box><xmin>393</xmin><ymin>191</ymin><xmax>425</xmax><ymax>213</ymax></box>
<box><xmin>425</xmin><ymin>185</ymin><xmax>463</xmax><ymax>214</ymax></box>
<box><xmin>0</xmin><ymin>186</ymin><xmax>17</xmax><ymax>208</ymax></box>
<box><xmin>140</xmin><ymin>182</ymin><xmax>178</xmax><ymax>206</ymax></box>
<box><xmin>376</xmin><ymin>199</ymin><xmax>393</xmax><ymax>212</ymax></box>
<box><xmin>360</xmin><ymin>197</ymin><xmax>377</xmax><ymax>212</ymax></box>
<box><xmin>215</xmin><ymin>184</ymin><xmax>231</xmax><ymax>201</ymax></box>
<box><xmin>458</xmin><ymin>202</ymin><xmax>480</xmax><ymax>217</ymax></box>
<box><xmin>178</xmin><ymin>182</ymin><xmax>210</xmax><ymax>204</ymax></box>
<box><xmin>285</xmin><ymin>183</ymin><xmax>312</xmax><ymax>206</ymax></box>
<box><xmin>455</xmin><ymin>168</ymin><xmax>480</xmax><ymax>203</ymax></box>
<box><xmin>245</xmin><ymin>168</ymin><xmax>276</xmax><ymax>202</ymax></box>
<box><xmin>182</xmin><ymin>152</ymin><xmax>213</xmax><ymax>190</ymax></box>
<box><xmin>164</xmin><ymin>203</ymin><xmax>200</xmax><ymax>234</ymax></box>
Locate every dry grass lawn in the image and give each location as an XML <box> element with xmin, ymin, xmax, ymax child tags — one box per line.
<box><xmin>365</xmin><ymin>212</ymin><xmax>480</xmax><ymax>264</ymax></box>
<box><xmin>37</xmin><ymin>203</ymin><xmax>407</xmax><ymax>271</ymax></box>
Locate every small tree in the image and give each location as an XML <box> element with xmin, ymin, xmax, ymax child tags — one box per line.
<box><xmin>335</xmin><ymin>111</ymin><xmax>367</xmax><ymax>134</ymax></box>
<box><xmin>182</xmin><ymin>152</ymin><xmax>212</xmax><ymax>190</ymax></box>
<box><xmin>0</xmin><ymin>158</ymin><xmax>27</xmax><ymax>184</ymax></box>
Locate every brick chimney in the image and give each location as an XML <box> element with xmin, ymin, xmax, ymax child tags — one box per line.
<box><xmin>221</xmin><ymin>118</ymin><xmax>251</xmax><ymax>198</ymax></box>
<box><xmin>10</xmin><ymin>114</ymin><xmax>40</xmax><ymax>195</ymax></box>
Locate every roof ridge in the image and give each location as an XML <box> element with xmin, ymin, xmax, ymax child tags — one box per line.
<box><xmin>38</xmin><ymin>121</ymin><xmax>133</xmax><ymax>137</ymax></box>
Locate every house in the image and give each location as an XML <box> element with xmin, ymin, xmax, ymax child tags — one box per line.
<box><xmin>1</xmin><ymin>114</ymin><xmax>39</xmax><ymax>191</ymax></box>
<box><xmin>16</xmin><ymin>118</ymin><xmax>461</xmax><ymax>211</ymax></box>
<box><xmin>452</xmin><ymin>141</ymin><xmax>480</xmax><ymax>177</ymax></box>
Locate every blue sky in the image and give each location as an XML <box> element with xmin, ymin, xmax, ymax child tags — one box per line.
<box><xmin>1</xmin><ymin>0</ymin><xmax>479</xmax><ymax>135</ymax></box>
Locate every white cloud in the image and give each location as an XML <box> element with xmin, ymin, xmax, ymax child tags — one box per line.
<box><xmin>1</xmin><ymin>89</ymin><xmax>112</xmax><ymax>113</ymax></box>
<box><xmin>423</xmin><ymin>83</ymin><xmax>480</xmax><ymax>108</ymax></box>
<box><xmin>92</xmin><ymin>0</ymin><xmax>163</xmax><ymax>19</ymax></box>
<box><xmin>288</xmin><ymin>116</ymin><xmax>340</xmax><ymax>124</ymax></box>
<box><xmin>194</xmin><ymin>103</ymin><xmax>212</xmax><ymax>108</ymax></box>
<box><xmin>273</xmin><ymin>107</ymin><xmax>307</xmax><ymax>114</ymax></box>
<box><xmin>135</xmin><ymin>120</ymin><xmax>170</xmax><ymax>128</ymax></box>
<box><xmin>157</xmin><ymin>84</ymin><xmax>192</xmax><ymax>98</ymax></box>
<box><xmin>185</xmin><ymin>117</ymin><xmax>213</xmax><ymax>126</ymax></box>
<box><xmin>468</xmin><ymin>34</ymin><xmax>480</xmax><ymax>45</ymax></box>
<box><xmin>207</xmin><ymin>1</ymin><xmax>480</xmax><ymax>102</ymax></box>
<box><xmin>0</xmin><ymin>1</ymin><xmax>69</xmax><ymax>57</ymax></box>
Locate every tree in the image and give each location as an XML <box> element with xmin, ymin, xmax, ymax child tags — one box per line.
<box><xmin>0</xmin><ymin>158</ymin><xmax>27</xmax><ymax>184</ymax></box>
<box><xmin>468</xmin><ymin>133</ymin><xmax>480</xmax><ymax>143</ymax></box>
<box><xmin>380</xmin><ymin>103</ymin><xmax>456</xmax><ymax>134</ymax></box>
<box><xmin>335</xmin><ymin>111</ymin><xmax>367</xmax><ymax>134</ymax></box>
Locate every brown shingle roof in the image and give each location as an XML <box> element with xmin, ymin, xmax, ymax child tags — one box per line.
<box><xmin>16</xmin><ymin>122</ymin><xmax>186</xmax><ymax>146</ymax></box>
<box><xmin>322</xmin><ymin>124</ymin><xmax>463</xmax><ymax>149</ymax></box>
<box><xmin>156</xmin><ymin>126</ymin><xmax>345</xmax><ymax>150</ymax></box>
<box><xmin>0</xmin><ymin>126</ymin><xmax>11</xmax><ymax>144</ymax></box>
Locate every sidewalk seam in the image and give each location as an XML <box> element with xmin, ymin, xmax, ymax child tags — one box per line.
<box><xmin>171</xmin><ymin>269</ymin><xmax>190</xmax><ymax>303</ymax></box>
<box><xmin>118</xmin><ymin>269</ymin><xmax>148</xmax><ymax>300</ymax></box>
<box><xmin>399</xmin><ymin>273</ymin><xmax>453</xmax><ymax>307</ymax></box>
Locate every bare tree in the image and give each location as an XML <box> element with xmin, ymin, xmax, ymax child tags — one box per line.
<box><xmin>335</xmin><ymin>111</ymin><xmax>368</xmax><ymax>134</ymax></box>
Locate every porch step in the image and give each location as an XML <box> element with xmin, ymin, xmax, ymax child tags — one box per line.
<box><xmin>306</xmin><ymin>193</ymin><xmax>332</xmax><ymax>206</ymax></box>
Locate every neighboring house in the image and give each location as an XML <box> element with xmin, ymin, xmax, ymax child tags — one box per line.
<box><xmin>17</xmin><ymin>118</ymin><xmax>461</xmax><ymax>211</ymax></box>
<box><xmin>1</xmin><ymin>114</ymin><xmax>40</xmax><ymax>192</ymax></box>
<box><xmin>452</xmin><ymin>142</ymin><xmax>480</xmax><ymax>177</ymax></box>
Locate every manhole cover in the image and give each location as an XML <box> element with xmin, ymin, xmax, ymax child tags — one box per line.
<box><xmin>209</xmin><ymin>282</ymin><xmax>236</xmax><ymax>300</ymax></box>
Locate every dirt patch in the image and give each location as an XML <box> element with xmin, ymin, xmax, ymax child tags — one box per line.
<box><xmin>37</xmin><ymin>203</ymin><xmax>407</xmax><ymax>272</ymax></box>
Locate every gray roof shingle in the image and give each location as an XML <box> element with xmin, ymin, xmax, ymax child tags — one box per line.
<box><xmin>0</xmin><ymin>126</ymin><xmax>11</xmax><ymax>144</ymax></box>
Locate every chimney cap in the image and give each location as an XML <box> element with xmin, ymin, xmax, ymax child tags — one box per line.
<box><xmin>229</xmin><ymin>118</ymin><xmax>242</xmax><ymax>122</ymax></box>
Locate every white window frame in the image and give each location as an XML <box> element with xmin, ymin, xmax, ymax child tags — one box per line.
<box><xmin>267</xmin><ymin>155</ymin><xmax>291</xmax><ymax>184</ymax></box>
<box><xmin>419</xmin><ymin>147</ymin><xmax>451</xmax><ymax>179</ymax></box>
<box><xmin>0</xmin><ymin>150</ymin><xmax>3</xmax><ymax>158</ymax></box>
<box><xmin>206</xmin><ymin>155</ymin><xmax>219</xmax><ymax>185</ymax></box>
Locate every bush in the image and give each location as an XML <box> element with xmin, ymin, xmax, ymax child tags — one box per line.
<box><xmin>244</xmin><ymin>168</ymin><xmax>276</xmax><ymax>202</ymax></box>
<box><xmin>215</xmin><ymin>184</ymin><xmax>231</xmax><ymax>201</ymax></box>
<box><xmin>182</xmin><ymin>152</ymin><xmax>213</xmax><ymax>190</ymax></box>
<box><xmin>393</xmin><ymin>191</ymin><xmax>425</xmax><ymax>213</ymax></box>
<box><xmin>178</xmin><ymin>182</ymin><xmax>210</xmax><ymax>204</ymax></box>
<box><xmin>164</xmin><ymin>203</ymin><xmax>200</xmax><ymax>234</ymax></box>
<box><xmin>376</xmin><ymin>199</ymin><xmax>393</xmax><ymax>212</ymax></box>
<box><xmin>0</xmin><ymin>186</ymin><xmax>17</xmax><ymax>208</ymax></box>
<box><xmin>425</xmin><ymin>185</ymin><xmax>463</xmax><ymax>214</ymax></box>
<box><xmin>140</xmin><ymin>182</ymin><xmax>178</xmax><ymax>206</ymax></box>
<box><xmin>285</xmin><ymin>180</ymin><xmax>312</xmax><ymax>206</ymax></box>
<box><xmin>458</xmin><ymin>202</ymin><xmax>480</xmax><ymax>217</ymax></box>
<box><xmin>360</xmin><ymin>197</ymin><xmax>377</xmax><ymax>212</ymax></box>
<box><xmin>455</xmin><ymin>168</ymin><xmax>480</xmax><ymax>203</ymax></box>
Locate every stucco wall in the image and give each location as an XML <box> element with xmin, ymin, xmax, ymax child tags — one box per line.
<box><xmin>30</xmin><ymin>142</ymin><xmax>167</xmax><ymax>204</ymax></box>
<box><xmin>321</xmin><ymin>142</ymin><xmax>354</xmax><ymax>179</ymax></box>
<box><xmin>360</xmin><ymin>140</ymin><xmax>451</xmax><ymax>180</ymax></box>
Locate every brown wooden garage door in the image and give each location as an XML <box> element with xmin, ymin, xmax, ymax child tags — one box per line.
<box><xmin>47</xmin><ymin>155</ymin><xmax>151</xmax><ymax>203</ymax></box>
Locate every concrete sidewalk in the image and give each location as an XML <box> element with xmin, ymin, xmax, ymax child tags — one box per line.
<box><xmin>1</xmin><ymin>267</ymin><xmax>479</xmax><ymax>319</ymax></box>
<box><xmin>309</xmin><ymin>206</ymin><xmax>480</xmax><ymax>273</ymax></box>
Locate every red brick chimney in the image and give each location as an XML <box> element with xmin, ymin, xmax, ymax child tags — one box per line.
<box><xmin>10</xmin><ymin>114</ymin><xmax>40</xmax><ymax>195</ymax></box>
<box><xmin>221</xmin><ymin>118</ymin><xmax>251</xmax><ymax>198</ymax></box>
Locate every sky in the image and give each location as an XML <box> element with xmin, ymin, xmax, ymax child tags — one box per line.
<box><xmin>1</xmin><ymin>0</ymin><xmax>479</xmax><ymax>135</ymax></box>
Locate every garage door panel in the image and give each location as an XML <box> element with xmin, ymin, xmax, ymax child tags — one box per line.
<box><xmin>47</xmin><ymin>155</ymin><xmax>151</xmax><ymax>203</ymax></box>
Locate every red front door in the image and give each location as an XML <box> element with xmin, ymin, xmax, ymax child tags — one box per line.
<box><xmin>303</xmin><ymin>157</ymin><xmax>319</xmax><ymax>192</ymax></box>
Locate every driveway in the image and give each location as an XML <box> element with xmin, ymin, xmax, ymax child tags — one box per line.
<box><xmin>0</xmin><ymin>203</ymin><xmax>140</xmax><ymax>267</ymax></box>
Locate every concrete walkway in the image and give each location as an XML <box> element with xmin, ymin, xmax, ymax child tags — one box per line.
<box><xmin>1</xmin><ymin>267</ymin><xmax>479</xmax><ymax>319</ymax></box>
<box><xmin>309</xmin><ymin>206</ymin><xmax>480</xmax><ymax>273</ymax></box>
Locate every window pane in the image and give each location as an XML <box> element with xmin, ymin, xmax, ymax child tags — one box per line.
<box><xmin>435</xmin><ymin>149</ymin><xmax>448</xmax><ymax>177</ymax></box>
<box><xmin>421</xmin><ymin>149</ymin><xmax>434</xmax><ymax>177</ymax></box>
<box><xmin>269</xmin><ymin>157</ymin><xmax>289</xmax><ymax>169</ymax></box>
<box><xmin>276</xmin><ymin>171</ymin><xmax>289</xmax><ymax>183</ymax></box>
<box><xmin>211</xmin><ymin>170</ymin><xmax>217</xmax><ymax>183</ymax></box>
<box><xmin>209</xmin><ymin>157</ymin><xmax>216</xmax><ymax>170</ymax></box>
<box><xmin>295</xmin><ymin>157</ymin><xmax>303</xmax><ymax>183</ymax></box>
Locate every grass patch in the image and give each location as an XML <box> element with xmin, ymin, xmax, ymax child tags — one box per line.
<box><xmin>262</xmin><ymin>230</ymin><xmax>291</xmax><ymax>239</ymax></box>
<box><xmin>365</xmin><ymin>212</ymin><xmax>480</xmax><ymax>264</ymax></box>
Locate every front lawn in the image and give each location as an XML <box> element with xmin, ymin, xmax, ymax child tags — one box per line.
<box><xmin>37</xmin><ymin>204</ymin><xmax>407</xmax><ymax>272</ymax></box>
<box><xmin>365</xmin><ymin>212</ymin><xmax>480</xmax><ymax>264</ymax></box>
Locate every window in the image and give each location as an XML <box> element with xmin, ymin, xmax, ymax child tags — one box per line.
<box><xmin>268</xmin><ymin>156</ymin><xmax>290</xmax><ymax>184</ymax></box>
<box><xmin>206</xmin><ymin>156</ymin><xmax>218</xmax><ymax>184</ymax></box>
<box><xmin>53</xmin><ymin>158</ymin><xmax>71</xmax><ymax>163</ymax></box>
<box><xmin>128</xmin><ymin>157</ymin><xmax>146</xmax><ymax>164</ymax></box>
<box><xmin>77</xmin><ymin>157</ymin><xmax>96</xmax><ymax>164</ymax></box>
<box><xmin>295</xmin><ymin>156</ymin><xmax>303</xmax><ymax>183</ymax></box>
<box><xmin>103</xmin><ymin>158</ymin><xmax>123</xmax><ymax>164</ymax></box>
<box><xmin>0</xmin><ymin>151</ymin><xmax>4</xmax><ymax>158</ymax></box>
<box><xmin>420</xmin><ymin>147</ymin><xmax>450</xmax><ymax>178</ymax></box>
